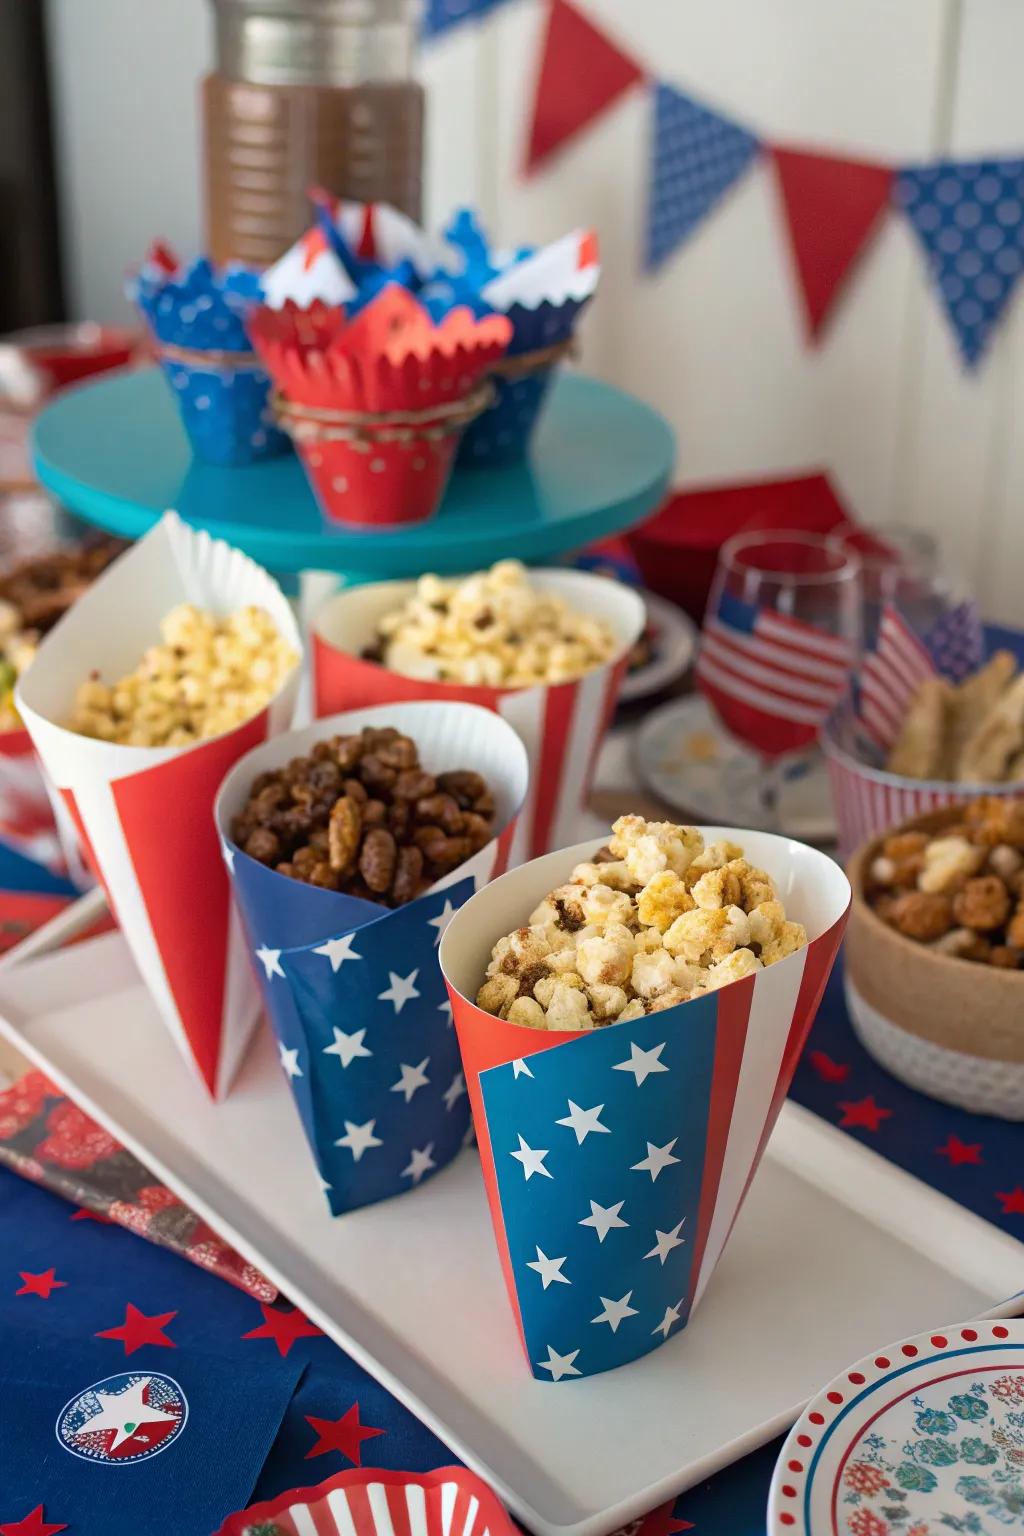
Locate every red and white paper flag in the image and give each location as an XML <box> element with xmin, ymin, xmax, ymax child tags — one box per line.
<box><xmin>312</xmin><ymin>571</ymin><xmax>646</xmax><ymax>862</ymax></box>
<box><xmin>16</xmin><ymin>513</ymin><xmax>302</xmax><ymax>1098</ymax></box>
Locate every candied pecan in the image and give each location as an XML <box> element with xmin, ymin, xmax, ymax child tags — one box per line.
<box><xmin>342</xmin><ymin>776</ymin><xmax>368</xmax><ymax>804</ymax></box>
<box><xmin>388</xmin><ymin>800</ymin><xmax>411</xmax><ymax>839</ymax></box>
<box><xmin>309</xmin><ymin>862</ymin><xmax>340</xmax><ymax>890</ymax></box>
<box><xmin>887</xmin><ymin>891</ymin><xmax>955</xmax><ymax>942</ymax></box>
<box><xmin>990</xmin><ymin>945</ymin><xmax>1023</xmax><ymax>969</ymax></box>
<box><xmin>472</xmin><ymin>790</ymin><xmax>496</xmax><ymax>818</ymax></box>
<box><xmin>952</xmin><ymin>875</ymin><xmax>1012</xmax><ymax>932</ymax></box>
<box><xmin>308</xmin><ymin>759</ymin><xmax>343</xmax><ymax>793</ymax></box>
<box><xmin>461</xmin><ymin>811</ymin><xmax>492</xmax><ymax>848</ymax></box>
<box><xmin>1008</xmin><ymin>900</ymin><xmax>1024</xmax><ymax>949</ymax></box>
<box><xmin>393</xmin><ymin>769</ymin><xmax>436</xmax><ymax>801</ymax></box>
<box><xmin>360</xmin><ymin>828</ymin><xmax>397</xmax><ymax>893</ymax></box>
<box><xmin>882</xmin><ymin>831</ymin><xmax>929</xmax><ymax>861</ymax></box>
<box><xmin>390</xmin><ymin>845</ymin><xmax>423</xmax><ymax>905</ymax></box>
<box><xmin>421</xmin><ymin>834</ymin><xmax>472</xmax><ymax>870</ymax></box>
<box><xmin>328</xmin><ymin>795</ymin><xmax>362</xmax><ymax>873</ymax></box>
<box><xmin>360</xmin><ymin>754</ymin><xmax>397</xmax><ymax>795</ymax></box>
<box><xmin>437</xmin><ymin>769</ymin><xmax>487</xmax><ymax>807</ymax></box>
<box><xmin>293</xmin><ymin>846</ymin><xmax>318</xmax><ymax>872</ymax></box>
<box><xmin>244</xmin><ymin>827</ymin><xmax>280</xmax><ymax>866</ymax></box>
<box><xmin>415</xmin><ymin>792</ymin><xmax>463</xmax><ymax>833</ymax></box>
<box><xmin>332</xmin><ymin>734</ymin><xmax>365</xmax><ymax>771</ymax></box>
<box><xmin>374</xmin><ymin>734</ymin><xmax>418</xmax><ymax>770</ymax></box>
<box><xmin>362</xmin><ymin>798</ymin><xmax>387</xmax><ymax>827</ymax></box>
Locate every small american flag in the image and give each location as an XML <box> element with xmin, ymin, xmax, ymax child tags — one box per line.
<box><xmin>857</xmin><ymin>600</ymin><xmax>985</xmax><ymax>751</ymax></box>
<box><xmin>697</xmin><ymin>589</ymin><xmax>855</xmax><ymax>758</ymax></box>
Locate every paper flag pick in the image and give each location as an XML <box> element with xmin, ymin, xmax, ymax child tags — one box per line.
<box><xmin>525</xmin><ymin>0</ymin><xmax>645</xmax><ymax>174</ymax></box>
<box><xmin>422</xmin><ymin>0</ymin><xmax>513</xmax><ymax>38</ymax></box>
<box><xmin>646</xmin><ymin>82</ymin><xmax>761</xmax><ymax>271</ymax></box>
<box><xmin>772</xmin><ymin>146</ymin><xmax>893</xmax><ymax>338</ymax></box>
<box><xmin>896</xmin><ymin>159</ymin><xmax>1024</xmax><ymax>367</ymax></box>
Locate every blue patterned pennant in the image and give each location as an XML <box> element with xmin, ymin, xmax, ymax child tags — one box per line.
<box><xmin>646</xmin><ymin>82</ymin><xmax>761</xmax><ymax>272</ymax></box>
<box><xmin>896</xmin><ymin>160</ymin><xmax>1024</xmax><ymax>367</ymax></box>
<box><xmin>422</xmin><ymin>0</ymin><xmax>511</xmax><ymax>38</ymax></box>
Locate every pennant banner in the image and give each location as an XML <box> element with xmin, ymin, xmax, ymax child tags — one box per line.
<box><xmin>896</xmin><ymin>159</ymin><xmax>1024</xmax><ymax>367</ymax></box>
<box><xmin>772</xmin><ymin>147</ymin><xmax>894</xmax><ymax>337</ymax></box>
<box><xmin>422</xmin><ymin>0</ymin><xmax>513</xmax><ymax>38</ymax></box>
<box><xmin>646</xmin><ymin>83</ymin><xmax>761</xmax><ymax>271</ymax></box>
<box><xmin>524</xmin><ymin>0</ymin><xmax>645</xmax><ymax>173</ymax></box>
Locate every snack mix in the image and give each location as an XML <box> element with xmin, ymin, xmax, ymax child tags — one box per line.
<box><xmin>362</xmin><ymin>560</ymin><xmax>618</xmax><ymax>687</ymax></box>
<box><xmin>887</xmin><ymin>652</ymin><xmax>1024</xmax><ymax>783</ymax></box>
<box><xmin>0</xmin><ymin>539</ymin><xmax>126</xmax><ymax>731</ymax></box>
<box><xmin>867</xmin><ymin>798</ymin><xmax>1024</xmax><ymax>969</ymax></box>
<box><xmin>69</xmin><ymin>603</ymin><xmax>297</xmax><ymax>747</ymax></box>
<box><xmin>231</xmin><ymin>725</ymin><xmax>497</xmax><ymax>908</ymax></box>
<box><xmin>476</xmin><ymin>815</ymin><xmax>807</xmax><ymax>1029</ymax></box>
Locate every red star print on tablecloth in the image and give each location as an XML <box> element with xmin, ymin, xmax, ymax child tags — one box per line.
<box><xmin>996</xmin><ymin>1187</ymin><xmax>1024</xmax><ymax>1215</ymax></box>
<box><xmin>15</xmin><ymin>1268</ymin><xmax>66</xmax><ymax>1299</ymax></box>
<box><xmin>304</xmin><ymin>1403</ymin><xmax>385</xmax><ymax>1466</ymax></box>
<box><xmin>0</xmin><ymin>1506</ymin><xmax>67</xmax><ymax>1536</ymax></box>
<box><xmin>242</xmin><ymin>1302</ymin><xmax>323</xmax><ymax>1357</ymax></box>
<box><xmin>837</xmin><ymin>1095</ymin><xmax>892</xmax><ymax>1132</ymax></box>
<box><xmin>96</xmin><ymin>1301</ymin><xmax>177</xmax><ymax>1354</ymax></box>
<box><xmin>808</xmin><ymin>1049</ymin><xmax>850</xmax><ymax>1084</ymax></box>
<box><xmin>936</xmin><ymin>1135</ymin><xmax>983</xmax><ymax>1166</ymax></box>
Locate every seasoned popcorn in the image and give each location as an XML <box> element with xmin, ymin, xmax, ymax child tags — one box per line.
<box><xmin>364</xmin><ymin>561</ymin><xmax>618</xmax><ymax>688</ymax></box>
<box><xmin>867</xmin><ymin>798</ymin><xmax>1024</xmax><ymax>969</ymax></box>
<box><xmin>69</xmin><ymin>604</ymin><xmax>298</xmax><ymax>747</ymax></box>
<box><xmin>475</xmin><ymin>816</ymin><xmax>808</xmax><ymax>1029</ymax></box>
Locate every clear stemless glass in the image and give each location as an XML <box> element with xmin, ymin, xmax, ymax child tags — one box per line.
<box><xmin>835</xmin><ymin>523</ymin><xmax>947</xmax><ymax>649</ymax></box>
<box><xmin>697</xmin><ymin>530</ymin><xmax>862</xmax><ymax>829</ymax></box>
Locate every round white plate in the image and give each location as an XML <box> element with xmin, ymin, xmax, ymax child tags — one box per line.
<box><xmin>619</xmin><ymin>591</ymin><xmax>697</xmax><ymax>703</ymax></box>
<box><xmin>634</xmin><ymin>694</ymin><xmax>837</xmax><ymax>842</ymax></box>
<box><xmin>769</xmin><ymin>1319</ymin><xmax>1024</xmax><ymax>1536</ymax></box>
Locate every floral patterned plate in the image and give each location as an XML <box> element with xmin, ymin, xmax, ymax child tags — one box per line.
<box><xmin>768</xmin><ymin>1319</ymin><xmax>1024</xmax><ymax>1536</ymax></box>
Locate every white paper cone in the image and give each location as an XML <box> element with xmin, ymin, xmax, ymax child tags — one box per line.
<box><xmin>15</xmin><ymin>512</ymin><xmax>302</xmax><ymax>1098</ymax></box>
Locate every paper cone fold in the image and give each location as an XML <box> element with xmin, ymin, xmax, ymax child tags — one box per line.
<box><xmin>312</xmin><ymin>571</ymin><xmax>646</xmax><ymax>860</ymax></box>
<box><xmin>440</xmin><ymin>828</ymin><xmax>849</xmax><ymax>1381</ymax></box>
<box><xmin>215</xmin><ymin>700</ymin><xmax>529</xmax><ymax>1215</ymax></box>
<box><xmin>214</xmin><ymin>1464</ymin><xmax>519</xmax><ymax>1536</ymax></box>
<box><xmin>15</xmin><ymin>513</ymin><xmax>302</xmax><ymax>1098</ymax></box>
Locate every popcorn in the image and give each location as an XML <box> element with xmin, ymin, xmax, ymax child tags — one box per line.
<box><xmin>70</xmin><ymin>603</ymin><xmax>297</xmax><ymax>748</ymax></box>
<box><xmin>366</xmin><ymin>561</ymin><xmax>618</xmax><ymax>688</ymax></box>
<box><xmin>475</xmin><ymin>817</ymin><xmax>808</xmax><ymax>1027</ymax></box>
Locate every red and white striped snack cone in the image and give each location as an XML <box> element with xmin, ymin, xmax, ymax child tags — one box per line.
<box><xmin>0</xmin><ymin>727</ymin><xmax>53</xmax><ymax>841</ymax></box>
<box><xmin>15</xmin><ymin>513</ymin><xmax>302</xmax><ymax>1099</ymax></box>
<box><xmin>440</xmin><ymin>829</ymin><xmax>850</xmax><ymax>1380</ymax></box>
<box><xmin>822</xmin><ymin>700</ymin><xmax>1024</xmax><ymax>862</ymax></box>
<box><xmin>214</xmin><ymin>1464</ymin><xmax>520</xmax><ymax>1536</ymax></box>
<box><xmin>249</xmin><ymin>287</ymin><xmax>512</xmax><ymax>528</ymax></box>
<box><xmin>312</xmin><ymin>570</ymin><xmax>646</xmax><ymax>861</ymax></box>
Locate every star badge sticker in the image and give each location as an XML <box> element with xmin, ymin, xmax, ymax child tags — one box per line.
<box><xmin>15</xmin><ymin>1267</ymin><xmax>66</xmax><ymax>1298</ymax></box>
<box><xmin>242</xmin><ymin>1302</ymin><xmax>323</xmax><ymax>1357</ymax></box>
<box><xmin>304</xmin><ymin>1403</ymin><xmax>385</xmax><ymax>1466</ymax></box>
<box><xmin>74</xmin><ymin>1375</ymin><xmax>178</xmax><ymax>1451</ymax></box>
<box><xmin>96</xmin><ymin>1302</ymin><xmax>177</xmax><ymax>1355</ymax></box>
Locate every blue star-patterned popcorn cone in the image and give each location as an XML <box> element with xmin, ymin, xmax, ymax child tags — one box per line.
<box><xmin>215</xmin><ymin>701</ymin><xmax>528</xmax><ymax>1216</ymax></box>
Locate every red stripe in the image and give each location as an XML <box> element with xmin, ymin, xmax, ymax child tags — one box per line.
<box><xmin>758</xmin><ymin>608</ymin><xmax>855</xmax><ymax>661</ymax></box>
<box><xmin>59</xmin><ymin>788</ymin><xmax>110</xmax><ymax>904</ymax></box>
<box><xmin>704</xmin><ymin>625</ymin><xmax>844</xmax><ymax>702</ymax></box>
<box><xmin>312</xmin><ymin>635</ymin><xmax>505</xmax><ymax>719</ymax></box>
<box><xmin>384</xmin><ymin>1483</ymin><xmax>411</xmax><ymax>1536</ymax></box>
<box><xmin>491</xmin><ymin>811</ymin><xmax>517</xmax><ymax>880</ymax></box>
<box><xmin>698</xmin><ymin>674</ymin><xmax>820</xmax><ymax>758</ymax></box>
<box><xmin>357</xmin><ymin>204</ymin><xmax>377</xmax><ymax>261</ymax></box>
<box><xmin>530</xmin><ymin>679</ymin><xmax>578</xmax><ymax>856</ymax></box>
<box><xmin>698</xmin><ymin>647</ymin><xmax>832</xmax><ymax>723</ymax></box>
<box><xmin>111</xmin><ymin>709</ymin><xmax>270</xmax><ymax>1095</ymax></box>
<box><xmin>582</xmin><ymin>653</ymin><xmax>630</xmax><ymax>803</ymax></box>
<box><xmin>686</xmin><ymin>975</ymin><xmax>753</xmax><ymax>1302</ymax></box>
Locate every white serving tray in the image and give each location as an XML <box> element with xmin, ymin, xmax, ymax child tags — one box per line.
<box><xmin>0</xmin><ymin>919</ymin><xmax>1021</xmax><ymax>1536</ymax></box>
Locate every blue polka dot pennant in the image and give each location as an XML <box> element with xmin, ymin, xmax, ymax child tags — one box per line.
<box><xmin>646</xmin><ymin>82</ymin><xmax>761</xmax><ymax>272</ymax></box>
<box><xmin>896</xmin><ymin>159</ymin><xmax>1024</xmax><ymax>367</ymax></box>
<box><xmin>421</xmin><ymin>0</ymin><xmax>512</xmax><ymax>38</ymax></box>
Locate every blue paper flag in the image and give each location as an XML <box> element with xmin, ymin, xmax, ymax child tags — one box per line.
<box><xmin>923</xmin><ymin>599</ymin><xmax>986</xmax><ymax>683</ymax></box>
<box><xmin>0</xmin><ymin>1322</ymin><xmax>301</xmax><ymax>1535</ymax></box>
<box><xmin>896</xmin><ymin>160</ymin><xmax>1024</xmax><ymax>367</ymax></box>
<box><xmin>227</xmin><ymin>845</ymin><xmax>473</xmax><ymax>1216</ymax></box>
<box><xmin>646</xmin><ymin>82</ymin><xmax>761</xmax><ymax>272</ymax></box>
<box><xmin>422</xmin><ymin>0</ymin><xmax>512</xmax><ymax>39</ymax></box>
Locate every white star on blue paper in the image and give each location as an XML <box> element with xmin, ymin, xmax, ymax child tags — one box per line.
<box><xmin>335</xmin><ymin>1119</ymin><xmax>383</xmax><ymax>1162</ymax></box>
<box><xmin>613</xmin><ymin>1041</ymin><xmax>668</xmax><ymax>1085</ymax></box>
<box><xmin>401</xmin><ymin>1144</ymin><xmax>437</xmax><ymax>1184</ymax></box>
<box><xmin>526</xmin><ymin>1246</ymin><xmax>570</xmax><ymax>1289</ymax></box>
<box><xmin>652</xmin><ymin>1299</ymin><xmax>684</xmax><ymax>1339</ymax></box>
<box><xmin>511</xmin><ymin>1134</ymin><xmax>552</xmax><ymax>1181</ymax></box>
<box><xmin>536</xmin><ymin>1345</ymin><xmax>581</xmax><ymax>1381</ymax></box>
<box><xmin>443</xmin><ymin>1071</ymin><xmax>466</xmax><ymax>1112</ymax></box>
<box><xmin>631</xmin><ymin>1139</ymin><xmax>680</xmax><ymax>1182</ymax></box>
<box><xmin>428</xmin><ymin>898</ymin><xmax>458</xmax><ymax>945</ymax></box>
<box><xmin>556</xmin><ymin>1099</ymin><xmax>610</xmax><ymax>1145</ymax></box>
<box><xmin>313</xmin><ymin>933</ymin><xmax>362</xmax><ymax>972</ymax></box>
<box><xmin>323</xmin><ymin>1026</ymin><xmax>372</xmax><ymax>1069</ymax></box>
<box><xmin>391</xmin><ymin>1058</ymin><xmax>430</xmax><ymax>1103</ymax></box>
<box><xmin>378</xmin><ymin>969</ymin><xmax>420</xmax><ymax>1014</ymax></box>
<box><xmin>256</xmin><ymin>946</ymin><xmax>284</xmax><ymax>979</ymax></box>
<box><xmin>220</xmin><ymin>839</ymin><xmax>236</xmax><ymax>872</ymax></box>
<box><xmin>512</xmin><ymin>1058</ymin><xmax>534</xmax><ymax>1080</ymax></box>
<box><xmin>644</xmin><ymin>1218</ymin><xmax>686</xmax><ymax>1265</ymax></box>
<box><xmin>579</xmin><ymin>1199</ymin><xmax>628</xmax><ymax>1243</ymax></box>
<box><xmin>591</xmin><ymin>1292</ymin><xmax>638</xmax><ymax>1332</ymax></box>
<box><xmin>279</xmin><ymin>1043</ymin><xmax>302</xmax><ymax>1079</ymax></box>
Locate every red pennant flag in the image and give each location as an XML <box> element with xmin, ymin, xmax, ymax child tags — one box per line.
<box><xmin>525</xmin><ymin>0</ymin><xmax>645</xmax><ymax>174</ymax></box>
<box><xmin>772</xmin><ymin>146</ymin><xmax>893</xmax><ymax>339</ymax></box>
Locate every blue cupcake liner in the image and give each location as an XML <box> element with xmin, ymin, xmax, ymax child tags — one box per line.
<box><xmin>132</xmin><ymin>257</ymin><xmax>262</xmax><ymax>352</ymax></box>
<box><xmin>158</xmin><ymin>357</ymin><xmax>288</xmax><ymax>467</ymax></box>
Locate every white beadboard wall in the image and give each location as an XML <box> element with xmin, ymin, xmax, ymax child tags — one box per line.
<box><xmin>44</xmin><ymin>0</ymin><xmax>1024</xmax><ymax>622</ymax></box>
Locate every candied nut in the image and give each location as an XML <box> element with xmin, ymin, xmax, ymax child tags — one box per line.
<box><xmin>342</xmin><ymin>776</ymin><xmax>368</xmax><ymax>804</ymax></box>
<box><xmin>374</xmin><ymin>734</ymin><xmax>418</xmax><ymax>770</ymax></box>
<box><xmin>388</xmin><ymin>800</ymin><xmax>411</xmax><ymax>839</ymax></box>
<box><xmin>421</xmin><ymin>834</ymin><xmax>472</xmax><ymax>870</ymax></box>
<box><xmin>243</xmin><ymin>827</ymin><xmax>280</xmax><ymax>866</ymax></box>
<box><xmin>952</xmin><ymin>875</ymin><xmax>1011</xmax><ymax>932</ymax></box>
<box><xmin>332</xmin><ymin>735</ymin><xmax>365</xmax><ymax>771</ymax></box>
<box><xmin>507</xmin><ymin>996</ymin><xmax>546</xmax><ymax>1028</ymax></box>
<box><xmin>477</xmin><ymin>974</ymin><xmax>518</xmax><ymax>1015</ymax></box>
<box><xmin>393</xmin><ymin>769</ymin><xmax>436</xmax><ymax>801</ymax></box>
<box><xmin>413</xmin><ymin>824</ymin><xmax>445</xmax><ymax>850</ymax></box>
<box><xmin>308</xmin><ymin>861</ymin><xmax>340</xmax><ymax>890</ymax></box>
<box><xmin>360</xmin><ymin>754</ymin><xmax>397</xmax><ymax>795</ymax></box>
<box><xmin>882</xmin><ymin>831</ymin><xmax>929</xmax><ymax>861</ymax></box>
<box><xmin>328</xmin><ymin>795</ymin><xmax>362</xmax><ymax>873</ymax></box>
<box><xmin>990</xmin><ymin>945</ymin><xmax>1023</xmax><ymax>969</ymax></box>
<box><xmin>461</xmin><ymin>811</ymin><xmax>492</xmax><ymax>848</ymax></box>
<box><xmin>359</xmin><ymin>828</ymin><xmax>397</xmax><ymax>893</ymax></box>
<box><xmin>1008</xmin><ymin>900</ymin><xmax>1024</xmax><ymax>949</ymax></box>
<box><xmin>989</xmin><ymin>843</ymin><xmax>1024</xmax><ymax>881</ymax></box>
<box><xmin>887</xmin><ymin>891</ymin><xmax>954</xmax><ymax>942</ymax></box>
<box><xmin>870</xmin><ymin>854</ymin><xmax>921</xmax><ymax>889</ymax></box>
<box><xmin>415</xmin><ymin>793</ymin><xmax>463</xmax><ymax>833</ymax></box>
<box><xmin>917</xmin><ymin>836</ymin><xmax>983</xmax><ymax>894</ymax></box>
<box><xmin>390</xmin><ymin>845</ymin><xmax>423</xmax><ymax>905</ymax></box>
<box><xmin>437</xmin><ymin>769</ymin><xmax>487</xmax><ymax>806</ymax></box>
<box><xmin>362</xmin><ymin>798</ymin><xmax>387</xmax><ymax>828</ymax></box>
<box><xmin>637</xmin><ymin>871</ymin><xmax>695</xmax><ymax>931</ymax></box>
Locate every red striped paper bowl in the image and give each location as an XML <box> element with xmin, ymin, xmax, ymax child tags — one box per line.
<box><xmin>214</xmin><ymin>1465</ymin><xmax>519</xmax><ymax>1536</ymax></box>
<box><xmin>311</xmin><ymin>570</ymin><xmax>646</xmax><ymax>863</ymax></box>
<box><xmin>821</xmin><ymin>699</ymin><xmax>1024</xmax><ymax>862</ymax></box>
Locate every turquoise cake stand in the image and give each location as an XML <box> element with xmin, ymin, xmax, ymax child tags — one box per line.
<box><xmin>32</xmin><ymin>367</ymin><xmax>675</xmax><ymax>579</ymax></box>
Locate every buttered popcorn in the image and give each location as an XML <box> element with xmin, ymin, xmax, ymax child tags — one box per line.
<box><xmin>363</xmin><ymin>560</ymin><xmax>618</xmax><ymax>687</ymax></box>
<box><xmin>476</xmin><ymin>815</ymin><xmax>808</xmax><ymax>1029</ymax></box>
<box><xmin>69</xmin><ymin>604</ymin><xmax>298</xmax><ymax>747</ymax></box>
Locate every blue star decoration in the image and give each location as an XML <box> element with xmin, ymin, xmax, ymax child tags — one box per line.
<box><xmin>479</xmin><ymin>999</ymin><xmax>719</xmax><ymax>1379</ymax></box>
<box><xmin>256</xmin><ymin>881</ymin><xmax>475</xmax><ymax>1216</ymax></box>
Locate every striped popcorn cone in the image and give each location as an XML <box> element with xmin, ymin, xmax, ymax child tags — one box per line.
<box><xmin>440</xmin><ymin>829</ymin><xmax>849</xmax><ymax>1382</ymax></box>
<box><xmin>214</xmin><ymin>1465</ymin><xmax>519</xmax><ymax>1536</ymax></box>
<box><xmin>312</xmin><ymin>571</ymin><xmax>646</xmax><ymax>862</ymax></box>
<box><xmin>215</xmin><ymin>701</ymin><xmax>529</xmax><ymax>1214</ymax></box>
<box><xmin>15</xmin><ymin>513</ymin><xmax>302</xmax><ymax>1099</ymax></box>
